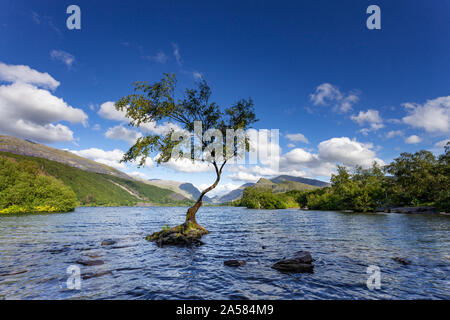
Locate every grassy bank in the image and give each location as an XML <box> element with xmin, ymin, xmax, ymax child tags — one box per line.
<box><xmin>0</xmin><ymin>151</ymin><xmax>193</xmax><ymax>213</ymax></box>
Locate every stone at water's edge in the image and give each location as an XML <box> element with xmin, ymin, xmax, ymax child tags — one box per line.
<box><xmin>271</xmin><ymin>250</ymin><xmax>314</xmax><ymax>273</ymax></box>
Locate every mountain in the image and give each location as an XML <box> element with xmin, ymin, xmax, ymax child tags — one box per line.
<box><xmin>213</xmin><ymin>183</ymin><xmax>255</xmax><ymax>203</ymax></box>
<box><xmin>270</xmin><ymin>175</ymin><xmax>330</xmax><ymax>188</ymax></box>
<box><xmin>0</xmin><ymin>136</ymin><xmax>192</xmax><ymax>206</ymax></box>
<box><xmin>214</xmin><ymin>175</ymin><xmax>329</xmax><ymax>203</ymax></box>
<box><xmin>139</xmin><ymin>179</ymin><xmax>211</xmax><ymax>202</ymax></box>
<box><xmin>0</xmin><ymin>135</ymin><xmax>131</xmax><ymax>180</ymax></box>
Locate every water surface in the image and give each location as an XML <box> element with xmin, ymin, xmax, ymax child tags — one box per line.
<box><xmin>0</xmin><ymin>207</ymin><xmax>448</xmax><ymax>299</ymax></box>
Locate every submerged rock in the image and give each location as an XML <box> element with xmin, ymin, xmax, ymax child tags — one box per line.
<box><xmin>224</xmin><ymin>260</ymin><xmax>246</xmax><ymax>267</ymax></box>
<box><xmin>101</xmin><ymin>240</ymin><xmax>117</xmax><ymax>246</ymax></box>
<box><xmin>76</xmin><ymin>259</ymin><xmax>104</xmax><ymax>266</ymax></box>
<box><xmin>271</xmin><ymin>250</ymin><xmax>314</xmax><ymax>273</ymax></box>
<box><xmin>82</xmin><ymin>270</ymin><xmax>112</xmax><ymax>280</ymax></box>
<box><xmin>392</xmin><ymin>257</ymin><xmax>411</xmax><ymax>265</ymax></box>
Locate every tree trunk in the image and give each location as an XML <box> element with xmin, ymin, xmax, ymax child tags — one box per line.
<box><xmin>184</xmin><ymin>161</ymin><xmax>226</xmax><ymax>231</ymax></box>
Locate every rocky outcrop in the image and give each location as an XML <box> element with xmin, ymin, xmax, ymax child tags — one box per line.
<box><xmin>146</xmin><ymin>224</ymin><xmax>207</xmax><ymax>247</ymax></box>
<box><xmin>271</xmin><ymin>251</ymin><xmax>314</xmax><ymax>273</ymax></box>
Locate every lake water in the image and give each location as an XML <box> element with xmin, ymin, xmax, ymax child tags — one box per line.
<box><xmin>0</xmin><ymin>206</ymin><xmax>448</xmax><ymax>300</ymax></box>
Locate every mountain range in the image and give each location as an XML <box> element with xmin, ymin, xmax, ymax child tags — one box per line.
<box><xmin>0</xmin><ymin>135</ymin><xmax>329</xmax><ymax>205</ymax></box>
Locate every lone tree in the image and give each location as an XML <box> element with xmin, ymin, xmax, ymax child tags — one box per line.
<box><xmin>116</xmin><ymin>73</ymin><xmax>257</xmax><ymax>245</ymax></box>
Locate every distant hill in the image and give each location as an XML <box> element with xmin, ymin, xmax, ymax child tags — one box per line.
<box><xmin>214</xmin><ymin>175</ymin><xmax>328</xmax><ymax>203</ymax></box>
<box><xmin>213</xmin><ymin>183</ymin><xmax>255</xmax><ymax>203</ymax></box>
<box><xmin>0</xmin><ymin>135</ymin><xmax>131</xmax><ymax>180</ymax></box>
<box><xmin>0</xmin><ymin>151</ymin><xmax>192</xmax><ymax>207</ymax></box>
<box><xmin>271</xmin><ymin>175</ymin><xmax>329</xmax><ymax>188</ymax></box>
<box><xmin>140</xmin><ymin>179</ymin><xmax>211</xmax><ymax>202</ymax></box>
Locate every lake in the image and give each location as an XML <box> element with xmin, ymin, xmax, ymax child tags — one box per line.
<box><xmin>0</xmin><ymin>206</ymin><xmax>448</xmax><ymax>299</ymax></box>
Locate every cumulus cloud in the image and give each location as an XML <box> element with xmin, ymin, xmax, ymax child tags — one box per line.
<box><xmin>50</xmin><ymin>50</ymin><xmax>75</xmax><ymax>68</ymax></box>
<box><xmin>105</xmin><ymin>125</ymin><xmax>142</xmax><ymax>145</ymax></box>
<box><xmin>309</xmin><ymin>83</ymin><xmax>359</xmax><ymax>112</ymax></box>
<box><xmin>402</xmin><ymin>96</ymin><xmax>450</xmax><ymax>134</ymax></box>
<box><xmin>286</xmin><ymin>133</ymin><xmax>309</xmax><ymax>144</ymax></box>
<box><xmin>317</xmin><ymin>137</ymin><xmax>384</xmax><ymax>167</ymax></box>
<box><xmin>351</xmin><ymin>109</ymin><xmax>384</xmax><ymax>135</ymax></box>
<box><xmin>386</xmin><ymin>130</ymin><xmax>403</xmax><ymax>139</ymax></box>
<box><xmin>225</xmin><ymin>134</ymin><xmax>385</xmax><ymax>183</ymax></box>
<box><xmin>69</xmin><ymin>148</ymin><xmax>126</xmax><ymax>170</ymax></box>
<box><xmin>99</xmin><ymin>101</ymin><xmax>183</xmax><ymax>137</ymax></box>
<box><xmin>0</xmin><ymin>62</ymin><xmax>87</xmax><ymax>143</ymax></box>
<box><xmin>405</xmin><ymin>135</ymin><xmax>422</xmax><ymax>144</ymax></box>
<box><xmin>0</xmin><ymin>61</ymin><xmax>60</xmax><ymax>90</ymax></box>
<box><xmin>160</xmin><ymin>157</ymin><xmax>213</xmax><ymax>173</ymax></box>
<box><xmin>98</xmin><ymin>101</ymin><xmax>128</xmax><ymax>122</ymax></box>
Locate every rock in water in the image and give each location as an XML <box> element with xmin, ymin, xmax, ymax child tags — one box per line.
<box><xmin>224</xmin><ymin>260</ymin><xmax>246</xmax><ymax>267</ymax></box>
<box><xmin>392</xmin><ymin>257</ymin><xmax>411</xmax><ymax>265</ymax></box>
<box><xmin>271</xmin><ymin>250</ymin><xmax>314</xmax><ymax>273</ymax></box>
<box><xmin>76</xmin><ymin>259</ymin><xmax>104</xmax><ymax>266</ymax></box>
<box><xmin>101</xmin><ymin>240</ymin><xmax>117</xmax><ymax>246</ymax></box>
<box><xmin>145</xmin><ymin>224</ymin><xmax>207</xmax><ymax>247</ymax></box>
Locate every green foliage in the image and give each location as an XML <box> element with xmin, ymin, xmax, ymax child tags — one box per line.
<box><xmin>116</xmin><ymin>73</ymin><xmax>258</xmax><ymax>167</ymax></box>
<box><xmin>0</xmin><ymin>157</ymin><xmax>77</xmax><ymax>214</ymax></box>
<box><xmin>235</xmin><ymin>145</ymin><xmax>450</xmax><ymax>213</ymax></box>
<box><xmin>0</xmin><ymin>152</ymin><xmax>193</xmax><ymax>207</ymax></box>
<box><xmin>234</xmin><ymin>187</ymin><xmax>300</xmax><ymax>209</ymax></box>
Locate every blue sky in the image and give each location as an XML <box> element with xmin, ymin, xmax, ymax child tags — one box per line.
<box><xmin>0</xmin><ymin>0</ymin><xmax>449</xmax><ymax>195</ymax></box>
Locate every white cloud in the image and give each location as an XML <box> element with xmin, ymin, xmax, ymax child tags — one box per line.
<box><xmin>143</xmin><ymin>51</ymin><xmax>168</xmax><ymax>64</ymax></box>
<box><xmin>50</xmin><ymin>50</ymin><xmax>75</xmax><ymax>68</ymax></box>
<box><xmin>351</xmin><ymin>109</ymin><xmax>384</xmax><ymax>135</ymax></box>
<box><xmin>128</xmin><ymin>171</ymin><xmax>150</xmax><ymax>180</ymax></box>
<box><xmin>309</xmin><ymin>83</ymin><xmax>359</xmax><ymax>112</ymax></box>
<box><xmin>105</xmin><ymin>125</ymin><xmax>142</xmax><ymax>145</ymax></box>
<box><xmin>160</xmin><ymin>157</ymin><xmax>213</xmax><ymax>173</ymax></box>
<box><xmin>351</xmin><ymin>109</ymin><xmax>382</xmax><ymax>126</ymax></box>
<box><xmin>405</xmin><ymin>135</ymin><xmax>422</xmax><ymax>144</ymax></box>
<box><xmin>402</xmin><ymin>96</ymin><xmax>450</xmax><ymax>134</ymax></box>
<box><xmin>435</xmin><ymin>139</ymin><xmax>450</xmax><ymax>149</ymax></box>
<box><xmin>317</xmin><ymin>137</ymin><xmax>384</xmax><ymax>167</ymax></box>
<box><xmin>197</xmin><ymin>182</ymin><xmax>241</xmax><ymax>197</ymax></box>
<box><xmin>287</xmin><ymin>143</ymin><xmax>295</xmax><ymax>148</ymax></box>
<box><xmin>286</xmin><ymin>133</ymin><xmax>309</xmax><ymax>144</ymax></box>
<box><xmin>69</xmin><ymin>148</ymin><xmax>126</xmax><ymax>170</ymax></box>
<box><xmin>283</xmin><ymin>148</ymin><xmax>315</xmax><ymax>163</ymax></box>
<box><xmin>386</xmin><ymin>130</ymin><xmax>403</xmax><ymax>139</ymax></box>
<box><xmin>228</xmin><ymin>171</ymin><xmax>261</xmax><ymax>183</ymax></box>
<box><xmin>98</xmin><ymin>101</ymin><xmax>183</xmax><ymax>137</ymax></box>
<box><xmin>172</xmin><ymin>43</ymin><xmax>182</xmax><ymax>66</ymax></box>
<box><xmin>98</xmin><ymin>101</ymin><xmax>128</xmax><ymax>122</ymax></box>
<box><xmin>0</xmin><ymin>63</ymin><xmax>87</xmax><ymax>143</ymax></box>
<box><xmin>193</xmin><ymin>71</ymin><xmax>203</xmax><ymax>80</ymax></box>
<box><xmin>0</xmin><ymin>61</ymin><xmax>60</xmax><ymax>90</ymax></box>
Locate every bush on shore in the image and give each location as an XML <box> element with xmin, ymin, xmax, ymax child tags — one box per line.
<box><xmin>0</xmin><ymin>157</ymin><xmax>78</xmax><ymax>214</ymax></box>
